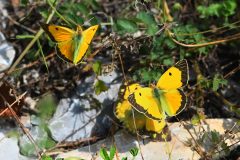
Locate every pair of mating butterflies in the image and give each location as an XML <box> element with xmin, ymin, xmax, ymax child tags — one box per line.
<box><xmin>40</xmin><ymin>23</ymin><xmax>99</xmax><ymax>64</ymax></box>
<box><xmin>127</xmin><ymin>59</ymin><xmax>189</xmax><ymax>121</ymax></box>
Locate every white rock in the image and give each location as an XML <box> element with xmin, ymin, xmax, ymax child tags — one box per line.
<box><xmin>49</xmin><ymin>98</ymin><xmax>97</xmax><ymax>141</ymax></box>
<box><xmin>57</xmin><ymin>119</ymin><xmax>240</xmax><ymax>160</ymax></box>
<box><xmin>98</xmin><ymin>70</ymin><xmax>118</xmax><ymax>84</ymax></box>
<box><xmin>0</xmin><ymin>132</ymin><xmax>20</xmax><ymax>160</ymax></box>
<box><xmin>0</xmin><ymin>32</ymin><xmax>16</xmax><ymax>72</ymax></box>
<box><xmin>24</xmin><ymin>97</ymin><xmax>37</xmax><ymax>110</ymax></box>
<box><xmin>92</xmin><ymin>83</ymin><xmax>121</xmax><ymax>104</ymax></box>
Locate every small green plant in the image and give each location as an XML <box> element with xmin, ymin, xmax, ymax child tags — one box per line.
<box><xmin>129</xmin><ymin>147</ymin><xmax>139</xmax><ymax>158</ymax></box>
<box><xmin>121</xmin><ymin>147</ymin><xmax>139</xmax><ymax>160</ymax></box>
<box><xmin>100</xmin><ymin>146</ymin><xmax>116</xmax><ymax>160</ymax></box>
<box><xmin>197</xmin><ymin>0</ymin><xmax>237</xmax><ymax>22</ymax></box>
<box><xmin>41</xmin><ymin>155</ymin><xmax>53</xmax><ymax>160</ymax></box>
<box><xmin>212</xmin><ymin>74</ymin><xmax>228</xmax><ymax>92</ymax></box>
<box><xmin>100</xmin><ymin>146</ymin><xmax>139</xmax><ymax>160</ymax></box>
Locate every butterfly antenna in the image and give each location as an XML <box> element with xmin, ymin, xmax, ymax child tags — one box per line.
<box><xmin>81</xmin><ymin>17</ymin><xmax>95</xmax><ymax>27</ymax></box>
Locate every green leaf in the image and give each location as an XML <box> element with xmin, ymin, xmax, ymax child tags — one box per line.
<box><xmin>212</xmin><ymin>74</ymin><xmax>228</xmax><ymax>91</ymax></box>
<box><xmin>211</xmin><ymin>131</ymin><xmax>220</xmax><ymax>143</ymax></box>
<box><xmin>94</xmin><ymin>80</ymin><xmax>108</xmax><ymax>95</ymax></box>
<box><xmin>37</xmin><ymin>93</ymin><xmax>56</xmax><ymax>121</ymax></box>
<box><xmin>223</xmin><ymin>1</ymin><xmax>237</xmax><ymax>15</ymax></box>
<box><xmin>100</xmin><ymin>148</ymin><xmax>110</xmax><ymax>160</ymax></box>
<box><xmin>129</xmin><ymin>147</ymin><xmax>139</xmax><ymax>157</ymax></box>
<box><xmin>121</xmin><ymin>157</ymin><xmax>128</xmax><ymax>160</ymax></box>
<box><xmin>136</xmin><ymin>12</ymin><xmax>158</xmax><ymax>35</ymax></box>
<box><xmin>197</xmin><ymin>0</ymin><xmax>237</xmax><ymax>19</ymax></box>
<box><xmin>116</xmin><ymin>19</ymin><xmax>138</xmax><ymax>33</ymax></box>
<box><xmin>109</xmin><ymin>146</ymin><xmax>116</xmax><ymax>160</ymax></box>
<box><xmin>93</xmin><ymin>61</ymin><xmax>102</xmax><ymax>75</ymax></box>
<box><xmin>163</xmin><ymin>58</ymin><xmax>173</xmax><ymax>66</ymax></box>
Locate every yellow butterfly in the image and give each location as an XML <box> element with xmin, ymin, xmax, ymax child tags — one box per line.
<box><xmin>115</xmin><ymin>83</ymin><xmax>166</xmax><ymax>134</ymax></box>
<box><xmin>40</xmin><ymin>23</ymin><xmax>99</xmax><ymax>64</ymax></box>
<box><xmin>128</xmin><ymin>59</ymin><xmax>189</xmax><ymax>121</ymax></box>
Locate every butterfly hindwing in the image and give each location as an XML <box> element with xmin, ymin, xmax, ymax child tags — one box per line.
<box><xmin>145</xmin><ymin>117</ymin><xmax>166</xmax><ymax>133</ymax></box>
<box><xmin>56</xmin><ymin>40</ymin><xmax>74</xmax><ymax>63</ymax></box>
<box><xmin>160</xmin><ymin>89</ymin><xmax>187</xmax><ymax>117</ymax></box>
<box><xmin>128</xmin><ymin>87</ymin><xmax>164</xmax><ymax>121</ymax></box>
<box><xmin>157</xmin><ymin>59</ymin><xmax>189</xmax><ymax>90</ymax></box>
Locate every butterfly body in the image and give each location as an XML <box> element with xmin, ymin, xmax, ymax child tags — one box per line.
<box><xmin>72</xmin><ymin>33</ymin><xmax>84</xmax><ymax>64</ymax></box>
<box><xmin>40</xmin><ymin>23</ymin><xmax>98</xmax><ymax>64</ymax></box>
<box><xmin>128</xmin><ymin>60</ymin><xmax>189</xmax><ymax>121</ymax></box>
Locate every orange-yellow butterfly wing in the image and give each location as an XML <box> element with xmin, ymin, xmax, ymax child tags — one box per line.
<box><xmin>40</xmin><ymin>23</ymin><xmax>98</xmax><ymax>64</ymax></box>
<box><xmin>74</xmin><ymin>25</ymin><xmax>99</xmax><ymax>64</ymax></box>
<box><xmin>56</xmin><ymin>40</ymin><xmax>74</xmax><ymax>63</ymax></box>
<box><xmin>145</xmin><ymin>118</ymin><xmax>166</xmax><ymax>133</ymax></box>
<box><xmin>128</xmin><ymin>87</ymin><xmax>164</xmax><ymax>121</ymax></box>
<box><xmin>160</xmin><ymin>89</ymin><xmax>187</xmax><ymax>116</ymax></box>
<box><xmin>40</xmin><ymin>23</ymin><xmax>75</xmax><ymax>42</ymax></box>
<box><xmin>123</xmin><ymin>83</ymin><xmax>142</xmax><ymax>100</ymax></box>
<box><xmin>156</xmin><ymin>60</ymin><xmax>189</xmax><ymax>116</ymax></box>
<box><xmin>157</xmin><ymin>59</ymin><xmax>189</xmax><ymax>90</ymax></box>
<box><xmin>40</xmin><ymin>23</ymin><xmax>76</xmax><ymax>62</ymax></box>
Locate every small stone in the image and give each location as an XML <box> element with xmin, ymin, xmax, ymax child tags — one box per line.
<box><xmin>24</xmin><ymin>97</ymin><xmax>37</xmax><ymax>110</ymax></box>
<box><xmin>0</xmin><ymin>32</ymin><xmax>16</xmax><ymax>72</ymax></box>
<box><xmin>0</xmin><ymin>132</ymin><xmax>19</xmax><ymax>160</ymax></box>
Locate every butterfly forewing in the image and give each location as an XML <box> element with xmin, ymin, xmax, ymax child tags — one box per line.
<box><xmin>174</xmin><ymin>59</ymin><xmax>189</xmax><ymax>88</ymax></box>
<box><xmin>128</xmin><ymin>87</ymin><xmax>164</xmax><ymax>121</ymax></box>
<box><xmin>40</xmin><ymin>23</ymin><xmax>75</xmax><ymax>42</ymax></box>
<box><xmin>157</xmin><ymin>59</ymin><xmax>189</xmax><ymax>90</ymax></box>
